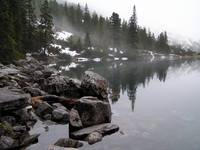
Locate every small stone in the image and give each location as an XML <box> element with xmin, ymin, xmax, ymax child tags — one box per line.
<box><xmin>44</xmin><ymin>114</ymin><xmax>52</xmax><ymax>120</ymax></box>
<box><xmin>54</xmin><ymin>138</ymin><xmax>83</xmax><ymax>148</ymax></box>
<box><xmin>87</xmin><ymin>132</ymin><xmax>102</xmax><ymax>145</ymax></box>
<box><xmin>52</xmin><ymin>109</ymin><xmax>69</xmax><ymax>123</ymax></box>
<box><xmin>52</xmin><ymin>103</ymin><xmax>67</xmax><ymax>111</ymax></box>
<box><xmin>35</xmin><ymin>102</ymin><xmax>53</xmax><ymax>118</ymax></box>
<box><xmin>20</xmin><ymin>134</ymin><xmax>40</xmax><ymax>147</ymax></box>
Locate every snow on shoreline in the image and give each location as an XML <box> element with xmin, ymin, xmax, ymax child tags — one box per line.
<box><xmin>60</xmin><ymin>48</ymin><xmax>79</xmax><ymax>57</ymax></box>
<box><xmin>54</xmin><ymin>31</ymin><xmax>72</xmax><ymax>41</ymax></box>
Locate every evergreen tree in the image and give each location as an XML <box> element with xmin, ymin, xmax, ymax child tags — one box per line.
<box><xmin>109</xmin><ymin>12</ymin><xmax>121</xmax><ymax>47</ymax></box>
<box><xmin>128</xmin><ymin>5</ymin><xmax>138</xmax><ymax>49</ymax></box>
<box><xmin>83</xmin><ymin>4</ymin><xmax>91</xmax><ymax>33</ymax></box>
<box><xmin>0</xmin><ymin>0</ymin><xmax>16</xmax><ymax>63</ymax></box>
<box><xmin>23</xmin><ymin>0</ymin><xmax>37</xmax><ymax>52</ymax></box>
<box><xmin>84</xmin><ymin>32</ymin><xmax>91</xmax><ymax>48</ymax></box>
<box><xmin>38</xmin><ymin>0</ymin><xmax>54</xmax><ymax>55</ymax></box>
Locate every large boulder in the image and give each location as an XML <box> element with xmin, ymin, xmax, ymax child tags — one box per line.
<box><xmin>81</xmin><ymin>71</ymin><xmax>108</xmax><ymax>100</ymax></box>
<box><xmin>70</xmin><ymin>123</ymin><xmax>119</xmax><ymax>140</ymax></box>
<box><xmin>69</xmin><ymin>97</ymin><xmax>111</xmax><ymax>131</ymax></box>
<box><xmin>0</xmin><ymin>87</ymin><xmax>31</xmax><ymax>114</ymax></box>
<box><xmin>41</xmin><ymin>76</ymin><xmax>82</xmax><ymax>97</ymax></box>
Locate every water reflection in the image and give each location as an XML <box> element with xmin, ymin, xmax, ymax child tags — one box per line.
<box><xmin>53</xmin><ymin>59</ymin><xmax>197</xmax><ymax>112</ymax></box>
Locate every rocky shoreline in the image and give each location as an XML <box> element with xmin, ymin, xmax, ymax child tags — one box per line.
<box><xmin>0</xmin><ymin>56</ymin><xmax>119</xmax><ymax>150</ymax></box>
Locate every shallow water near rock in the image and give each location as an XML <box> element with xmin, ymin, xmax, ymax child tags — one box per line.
<box><xmin>29</xmin><ymin>59</ymin><xmax>200</xmax><ymax>150</ymax></box>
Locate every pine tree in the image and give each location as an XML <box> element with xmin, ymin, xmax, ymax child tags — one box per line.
<box><xmin>83</xmin><ymin>4</ymin><xmax>91</xmax><ymax>33</ymax></box>
<box><xmin>0</xmin><ymin>0</ymin><xmax>17</xmax><ymax>63</ymax></box>
<box><xmin>84</xmin><ymin>32</ymin><xmax>91</xmax><ymax>48</ymax></box>
<box><xmin>109</xmin><ymin>12</ymin><xmax>121</xmax><ymax>47</ymax></box>
<box><xmin>128</xmin><ymin>5</ymin><xmax>138</xmax><ymax>49</ymax></box>
<box><xmin>38</xmin><ymin>0</ymin><xmax>54</xmax><ymax>55</ymax></box>
<box><xmin>23</xmin><ymin>0</ymin><xmax>37</xmax><ymax>52</ymax></box>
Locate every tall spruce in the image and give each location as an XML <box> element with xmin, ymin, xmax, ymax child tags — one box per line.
<box><xmin>0</xmin><ymin>0</ymin><xmax>16</xmax><ymax>63</ymax></box>
<box><xmin>128</xmin><ymin>5</ymin><xmax>138</xmax><ymax>49</ymax></box>
<box><xmin>24</xmin><ymin>0</ymin><xmax>37</xmax><ymax>52</ymax></box>
<box><xmin>109</xmin><ymin>12</ymin><xmax>121</xmax><ymax>48</ymax></box>
<box><xmin>38</xmin><ymin>0</ymin><xmax>54</xmax><ymax>55</ymax></box>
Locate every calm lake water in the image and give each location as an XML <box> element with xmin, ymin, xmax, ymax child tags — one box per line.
<box><xmin>29</xmin><ymin>59</ymin><xmax>200</xmax><ymax>150</ymax></box>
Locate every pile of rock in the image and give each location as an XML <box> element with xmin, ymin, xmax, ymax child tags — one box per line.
<box><xmin>0</xmin><ymin>87</ymin><xmax>39</xmax><ymax>149</ymax></box>
<box><xmin>0</xmin><ymin>56</ymin><xmax>119</xmax><ymax>149</ymax></box>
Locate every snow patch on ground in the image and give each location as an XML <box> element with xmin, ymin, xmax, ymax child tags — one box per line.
<box><xmin>60</xmin><ymin>62</ymin><xmax>78</xmax><ymax>71</ymax></box>
<box><xmin>51</xmin><ymin>44</ymin><xmax>62</xmax><ymax>49</ymax></box>
<box><xmin>60</xmin><ymin>48</ymin><xmax>79</xmax><ymax>57</ymax></box>
<box><xmin>48</xmin><ymin>64</ymin><xmax>56</xmax><ymax>67</ymax></box>
<box><xmin>54</xmin><ymin>31</ymin><xmax>72</xmax><ymax>41</ymax></box>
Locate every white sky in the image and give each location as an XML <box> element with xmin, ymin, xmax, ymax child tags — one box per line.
<box><xmin>63</xmin><ymin>0</ymin><xmax>200</xmax><ymax>41</ymax></box>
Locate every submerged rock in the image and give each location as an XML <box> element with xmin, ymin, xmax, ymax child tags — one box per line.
<box><xmin>81</xmin><ymin>71</ymin><xmax>108</xmax><ymax>100</ymax></box>
<box><xmin>71</xmin><ymin>97</ymin><xmax>111</xmax><ymax>129</ymax></box>
<box><xmin>70</xmin><ymin>123</ymin><xmax>119</xmax><ymax>140</ymax></box>
<box><xmin>48</xmin><ymin>145</ymin><xmax>78</xmax><ymax>150</ymax></box>
<box><xmin>54</xmin><ymin>138</ymin><xmax>83</xmax><ymax>148</ymax></box>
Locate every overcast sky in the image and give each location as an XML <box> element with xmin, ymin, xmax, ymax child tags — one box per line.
<box><xmin>62</xmin><ymin>0</ymin><xmax>200</xmax><ymax>41</ymax></box>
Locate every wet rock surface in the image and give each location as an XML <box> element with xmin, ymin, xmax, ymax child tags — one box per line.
<box><xmin>48</xmin><ymin>145</ymin><xmax>79</xmax><ymax>150</ymax></box>
<box><xmin>54</xmin><ymin>138</ymin><xmax>83</xmax><ymax>148</ymax></box>
<box><xmin>70</xmin><ymin>96</ymin><xmax>111</xmax><ymax>130</ymax></box>
<box><xmin>70</xmin><ymin>123</ymin><xmax>119</xmax><ymax>140</ymax></box>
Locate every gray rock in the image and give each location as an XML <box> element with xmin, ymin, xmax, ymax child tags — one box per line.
<box><xmin>69</xmin><ymin>109</ymin><xmax>83</xmax><ymax>132</ymax></box>
<box><xmin>81</xmin><ymin>71</ymin><xmax>108</xmax><ymax>100</ymax></box>
<box><xmin>72</xmin><ymin>97</ymin><xmax>111</xmax><ymax>129</ymax></box>
<box><xmin>41</xmin><ymin>75</ymin><xmax>82</xmax><ymax>97</ymax></box>
<box><xmin>48</xmin><ymin>145</ymin><xmax>78</xmax><ymax>150</ymax></box>
<box><xmin>1</xmin><ymin>116</ymin><xmax>16</xmax><ymax>126</ymax></box>
<box><xmin>70</xmin><ymin>123</ymin><xmax>119</xmax><ymax>140</ymax></box>
<box><xmin>87</xmin><ymin>132</ymin><xmax>102</xmax><ymax>145</ymax></box>
<box><xmin>52</xmin><ymin>103</ymin><xmax>67</xmax><ymax>111</ymax></box>
<box><xmin>44</xmin><ymin>114</ymin><xmax>52</xmax><ymax>120</ymax></box>
<box><xmin>13</xmin><ymin>125</ymin><xmax>27</xmax><ymax>133</ymax></box>
<box><xmin>35</xmin><ymin>102</ymin><xmax>53</xmax><ymax>118</ymax></box>
<box><xmin>20</xmin><ymin>134</ymin><xmax>40</xmax><ymax>147</ymax></box>
<box><xmin>54</xmin><ymin>138</ymin><xmax>83</xmax><ymax>148</ymax></box>
<box><xmin>0</xmin><ymin>87</ymin><xmax>31</xmax><ymax>113</ymax></box>
<box><xmin>0</xmin><ymin>136</ymin><xmax>15</xmax><ymax>149</ymax></box>
<box><xmin>14</xmin><ymin>107</ymin><xmax>37</xmax><ymax>123</ymax></box>
<box><xmin>52</xmin><ymin>108</ymin><xmax>69</xmax><ymax>123</ymax></box>
<box><xmin>0</xmin><ymin>68</ymin><xmax>19</xmax><ymax>76</ymax></box>
<box><xmin>23</xmin><ymin>86</ymin><xmax>47</xmax><ymax>97</ymax></box>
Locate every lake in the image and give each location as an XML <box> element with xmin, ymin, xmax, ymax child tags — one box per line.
<box><xmin>29</xmin><ymin>59</ymin><xmax>200</xmax><ymax>150</ymax></box>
